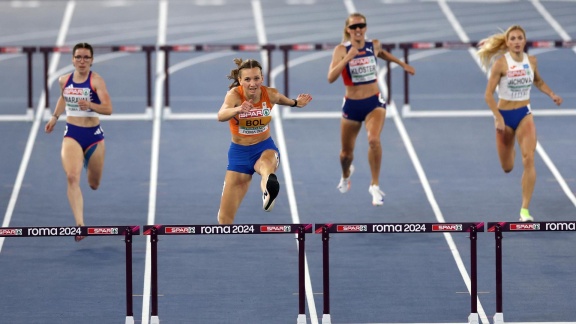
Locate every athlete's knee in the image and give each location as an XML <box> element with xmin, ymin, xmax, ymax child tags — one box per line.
<box><xmin>66</xmin><ymin>172</ymin><xmax>81</xmax><ymax>186</ymax></box>
<box><xmin>89</xmin><ymin>181</ymin><xmax>100</xmax><ymax>191</ymax></box>
<box><xmin>367</xmin><ymin>136</ymin><xmax>381</xmax><ymax>150</ymax></box>
<box><xmin>340</xmin><ymin>151</ymin><xmax>353</xmax><ymax>164</ymax></box>
<box><xmin>521</xmin><ymin>152</ymin><xmax>535</xmax><ymax>166</ymax></box>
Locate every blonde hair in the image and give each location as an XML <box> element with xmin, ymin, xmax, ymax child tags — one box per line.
<box><xmin>226</xmin><ymin>58</ymin><xmax>263</xmax><ymax>89</ymax></box>
<box><xmin>477</xmin><ymin>25</ymin><xmax>526</xmax><ymax>69</ymax></box>
<box><xmin>342</xmin><ymin>13</ymin><xmax>366</xmax><ymax>43</ymax></box>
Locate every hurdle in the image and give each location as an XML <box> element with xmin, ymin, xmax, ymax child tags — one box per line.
<box><xmin>0</xmin><ymin>225</ymin><xmax>140</xmax><ymax>324</ymax></box>
<box><xmin>142</xmin><ymin>223</ymin><xmax>313</xmax><ymax>324</ymax></box>
<box><xmin>315</xmin><ymin>222</ymin><xmax>484</xmax><ymax>324</ymax></box>
<box><xmin>0</xmin><ymin>46</ymin><xmax>36</xmax><ymax>122</ymax></box>
<box><xmin>488</xmin><ymin>221</ymin><xmax>576</xmax><ymax>324</ymax></box>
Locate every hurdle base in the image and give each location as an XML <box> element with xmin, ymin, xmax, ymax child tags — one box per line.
<box><xmin>297</xmin><ymin>313</ymin><xmax>307</xmax><ymax>324</ymax></box>
<box><xmin>124</xmin><ymin>316</ymin><xmax>134</xmax><ymax>324</ymax></box>
<box><xmin>322</xmin><ymin>314</ymin><xmax>331</xmax><ymax>324</ymax></box>
<box><xmin>468</xmin><ymin>313</ymin><xmax>479</xmax><ymax>324</ymax></box>
<box><xmin>493</xmin><ymin>312</ymin><xmax>504</xmax><ymax>324</ymax></box>
<box><xmin>150</xmin><ymin>315</ymin><xmax>160</xmax><ymax>324</ymax></box>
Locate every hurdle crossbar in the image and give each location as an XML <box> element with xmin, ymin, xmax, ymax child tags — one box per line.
<box><xmin>142</xmin><ymin>223</ymin><xmax>313</xmax><ymax>324</ymax></box>
<box><xmin>0</xmin><ymin>225</ymin><xmax>140</xmax><ymax>324</ymax></box>
<box><xmin>488</xmin><ymin>221</ymin><xmax>576</xmax><ymax>324</ymax></box>
<box><xmin>314</xmin><ymin>222</ymin><xmax>484</xmax><ymax>324</ymax></box>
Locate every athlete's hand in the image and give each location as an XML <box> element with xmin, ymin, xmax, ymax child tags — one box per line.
<box><xmin>494</xmin><ymin>116</ymin><xmax>505</xmax><ymax>134</ymax></box>
<box><xmin>551</xmin><ymin>93</ymin><xmax>563</xmax><ymax>106</ymax></box>
<box><xmin>238</xmin><ymin>99</ymin><xmax>254</xmax><ymax>114</ymax></box>
<box><xmin>294</xmin><ymin>94</ymin><xmax>313</xmax><ymax>108</ymax></box>
<box><xmin>44</xmin><ymin>118</ymin><xmax>56</xmax><ymax>133</ymax></box>
<box><xmin>78</xmin><ymin>99</ymin><xmax>91</xmax><ymax>111</ymax></box>
<box><xmin>345</xmin><ymin>47</ymin><xmax>359</xmax><ymax>61</ymax></box>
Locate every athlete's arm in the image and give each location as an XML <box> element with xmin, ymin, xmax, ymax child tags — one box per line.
<box><xmin>327</xmin><ymin>44</ymin><xmax>356</xmax><ymax>83</ymax></box>
<box><xmin>217</xmin><ymin>89</ymin><xmax>249</xmax><ymax>122</ymax></box>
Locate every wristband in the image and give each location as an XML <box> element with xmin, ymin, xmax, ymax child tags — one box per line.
<box><xmin>52</xmin><ymin>114</ymin><xmax>59</xmax><ymax>120</ymax></box>
<box><xmin>291</xmin><ymin>99</ymin><xmax>298</xmax><ymax>107</ymax></box>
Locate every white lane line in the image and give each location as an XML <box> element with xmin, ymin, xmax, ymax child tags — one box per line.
<box><xmin>253</xmin><ymin>0</ymin><xmax>319</xmax><ymax>323</ymax></box>
<box><xmin>0</xmin><ymin>1</ymin><xmax>75</xmax><ymax>252</ymax></box>
<box><xmin>347</xmin><ymin>1</ymin><xmax>490</xmax><ymax>323</ymax></box>
<box><xmin>141</xmin><ymin>1</ymin><xmax>168</xmax><ymax>324</ymax></box>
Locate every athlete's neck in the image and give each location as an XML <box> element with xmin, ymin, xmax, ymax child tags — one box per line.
<box><xmin>73</xmin><ymin>71</ymin><xmax>89</xmax><ymax>83</ymax></box>
<box><xmin>352</xmin><ymin>39</ymin><xmax>364</xmax><ymax>48</ymax></box>
<box><xmin>508</xmin><ymin>51</ymin><xmax>524</xmax><ymax>62</ymax></box>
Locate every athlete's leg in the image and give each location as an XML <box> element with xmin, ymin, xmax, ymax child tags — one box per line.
<box><xmin>340</xmin><ymin>118</ymin><xmax>362</xmax><ymax>178</ymax></box>
<box><xmin>86</xmin><ymin>140</ymin><xmax>106</xmax><ymax>190</ymax></box>
<box><xmin>364</xmin><ymin>107</ymin><xmax>386</xmax><ymax>186</ymax></box>
<box><xmin>496</xmin><ymin>126</ymin><xmax>516</xmax><ymax>173</ymax></box>
<box><xmin>217</xmin><ymin>171</ymin><xmax>252</xmax><ymax>224</ymax></box>
<box><xmin>255</xmin><ymin>149</ymin><xmax>280</xmax><ymax>211</ymax></box>
<box><xmin>61</xmin><ymin>137</ymin><xmax>85</xmax><ymax>226</ymax></box>
<box><xmin>255</xmin><ymin>149</ymin><xmax>279</xmax><ymax>192</ymax></box>
<box><xmin>515</xmin><ymin>115</ymin><xmax>537</xmax><ymax>210</ymax></box>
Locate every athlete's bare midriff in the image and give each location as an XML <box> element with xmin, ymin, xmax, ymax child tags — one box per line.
<box><xmin>344</xmin><ymin>82</ymin><xmax>379</xmax><ymax>100</ymax></box>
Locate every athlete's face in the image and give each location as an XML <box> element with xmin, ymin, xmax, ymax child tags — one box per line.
<box><xmin>238</xmin><ymin>67</ymin><xmax>263</xmax><ymax>98</ymax></box>
<box><xmin>346</xmin><ymin>17</ymin><xmax>366</xmax><ymax>41</ymax></box>
<box><xmin>72</xmin><ymin>48</ymin><xmax>93</xmax><ymax>71</ymax></box>
<box><xmin>506</xmin><ymin>29</ymin><xmax>526</xmax><ymax>55</ymax></box>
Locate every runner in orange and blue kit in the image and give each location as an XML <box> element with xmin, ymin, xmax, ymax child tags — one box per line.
<box><xmin>328</xmin><ymin>12</ymin><xmax>415</xmax><ymax>206</ymax></box>
<box><xmin>217</xmin><ymin>58</ymin><xmax>312</xmax><ymax>224</ymax></box>
<box><xmin>45</xmin><ymin>42</ymin><xmax>113</xmax><ymax>241</ymax></box>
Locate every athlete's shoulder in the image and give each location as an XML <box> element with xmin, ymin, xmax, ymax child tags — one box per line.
<box><xmin>58</xmin><ymin>73</ymin><xmax>72</xmax><ymax>88</ymax></box>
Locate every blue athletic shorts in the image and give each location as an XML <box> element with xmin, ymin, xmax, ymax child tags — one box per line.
<box><xmin>341</xmin><ymin>93</ymin><xmax>386</xmax><ymax>122</ymax></box>
<box><xmin>227</xmin><ymin>137</ymin><xmax>280</xmax><ymax>175</ymax></box>
<box><xmin>499</xmin><ymin>105</ymin><xmax>531</xmax><ymax>131</ymax></box>
<box><xmin>64</xmin><ymin>123</ymin><xmax>104</xmax><ymax>152</ymax></box>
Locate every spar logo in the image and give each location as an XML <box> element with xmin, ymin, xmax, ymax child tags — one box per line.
<box><xmin>87</xmin><ymin>227</ymin><xmax>119</xmax><ymax>235</ymax></box>
<box><xmin>336</xmin><ymin>225</ymin><xmax>367</xmax><ymax>232</ymax></box>
<box><xmin>0</xmin><ymin>228</ymin><xmax>22</xmax><ymax>236</ymax></box>
<box><xmin>260</xmin><ymin>225</ymin><xmax>291</xmax><ymax>233</ymax></box>
<box><xmin>510</xmin><ymin>223</ymin><xmax>540</xmax><ymax>231</ymax></box>
<box><xmin>239</xmin><ymin>109</ymin><xmax>265</xmax><ymax>118</ymax></box>
<box><xmin>507</xmin><ymin>70</ymin><xmax>527</xmax><ymax>77</ymax></box>
<box><xmin>63</xmin><ymin>88</ymin><xmax>85</xmax><ymax>96</ymax></box>
<box><xmin>432</xmin><ymin>224</ymin><xmax>463</xmax><ymax>232</ymax></box>
<box><xmin>165</xmin><ymin>227</ymin><xmax>195</xmax><ymax>234</ymax></box>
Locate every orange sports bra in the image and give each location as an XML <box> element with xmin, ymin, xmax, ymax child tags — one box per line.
<box><xmin>229</xmin><ymin>86</ymin><xmax>273</xmax><ymax>137</ymax></box>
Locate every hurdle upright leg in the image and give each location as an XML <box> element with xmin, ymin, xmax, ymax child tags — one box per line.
<box><xmin>493</xmin><ymin>225</ymin><xmax>504</xmax><ymax>324</ymax></box>
<box><xmin>125</xmin><ymin>228</ymin><xmax>135</xmax><ymax>324</ymax></box>
<box><xmin>321</xmin><ymin>225</ymin><xmax>331</xmax><ymax>324</ymax></box>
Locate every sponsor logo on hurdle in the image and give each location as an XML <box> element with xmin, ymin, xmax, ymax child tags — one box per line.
<box><xmin>260</xmin><ymin>225</ymin><xmax>291</xmax><ymax>233</ymax></box>
<box><xmin>432</xmin><ymin>224</ymin><xmax>463</xmax><ymax>232</ymax></box>
<box><xmin>510</xmin><ymin>223</ymin><xmax>540</xmax><ymax>231</ymax></box>
<box><xmin>165</xmin><ymin>226</ymin><xmax>195</xmax><ymax>234</ymax></box>
<box><xmin>87</xmin><ymin>227</ymin><xmax>119</xmax><ymax>235</ymax></box>
<box><xmin>0</xmin><ymin>228</ymin><xmax>22</xmax><ymax>236</ymax></box>
<box><xmin>337</xmin><ymin>225</ymin><xmax>367</xmax><ymax>232</ymax></box>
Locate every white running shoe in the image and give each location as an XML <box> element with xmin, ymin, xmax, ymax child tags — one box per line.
<box><xmin>337</xmin><ymin>165</ymin><xmax>355</xmax><ymax>193</ymax></box>
<box><xmin>262</xmin><ymin>173</ymin><xmax>280</xmax><ymax>212</ymax></box>
<box><xmin>368</xmin><ymin>185</ymin><xmax>385</xmax><ymax>206</ymax></box>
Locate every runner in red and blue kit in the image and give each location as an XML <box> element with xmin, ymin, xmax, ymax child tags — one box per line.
<box><xmin>328</xmin><ymin>12</ymin><xmax>415</xmax><ymax>206</ymax></box>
